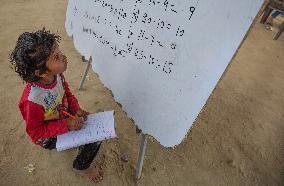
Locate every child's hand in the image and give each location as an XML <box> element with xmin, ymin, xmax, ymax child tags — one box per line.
<box><xmin>76</xmin><ymin>108</ymin><xmax>90</xmax><ymax>120</ymax></box>
<box><xmin>66</xmin><ymin>117</ymin><xmax>85</xmax><ymax>131</ymax></box>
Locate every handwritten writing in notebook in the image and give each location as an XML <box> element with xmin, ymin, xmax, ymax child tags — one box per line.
<box><xmin>56</xmin><ymin>111</ymin><xmax>116</xmax><ymax>151</ymax></box>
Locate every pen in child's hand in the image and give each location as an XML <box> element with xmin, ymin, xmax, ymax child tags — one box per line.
<box><xmin>62</xmin><ymin>111</ymin><xmax>77</xmax><ymax>119</ymax></box>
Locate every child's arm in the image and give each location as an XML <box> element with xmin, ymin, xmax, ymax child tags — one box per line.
<box><xmin>20</xmin><ymin>100</ymin><xmax>69</xmax><ymax>145</ymax></box>
<box><xmin>61</xmin><ymin>75</ymin><xmax>80</xmax><ymax>115</ymax></box>
<box><xmin>61</xmin><ymin>75</ymin><xmax>89</xmax><ymax>117</ymax></box>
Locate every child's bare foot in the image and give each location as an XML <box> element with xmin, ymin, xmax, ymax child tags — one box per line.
<box><xmin>77</xmin><ymin>165</ymin><xmax>104</xmax><ymax>182</ymax></box>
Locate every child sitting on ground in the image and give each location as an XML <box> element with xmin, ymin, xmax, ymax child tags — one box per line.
<box><xmin>10</xmin><ymin>28</ymin><xmax>103</xmax><ymax>182</ymax></box>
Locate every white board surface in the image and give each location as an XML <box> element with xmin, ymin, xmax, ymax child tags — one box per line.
<box><xmin>65</xmin><ymin>0</ymin><xmax>264</xmax><ymax>147</ymax></box>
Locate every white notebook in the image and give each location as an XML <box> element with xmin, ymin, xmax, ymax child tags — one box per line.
<box><xmin>56</xmin><ymin>111</ymin><xmax>116</xmax><ymax>151</ymax></box>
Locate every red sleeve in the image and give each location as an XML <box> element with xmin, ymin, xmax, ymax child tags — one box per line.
<box><xmin>19</xmin><ymin>100</ymin><xmax>69</xmax><ymax>145</ymax></box>
<box><xmin>62</xmin><ymin>77</ymin><xmax>80</xmax><ymax>115</ymax></box>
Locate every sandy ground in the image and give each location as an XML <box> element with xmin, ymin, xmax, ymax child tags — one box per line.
<box><xmin>0</xmin><ymin>1</ymin><xmax>284</xmax><ymax>185</ymax></box>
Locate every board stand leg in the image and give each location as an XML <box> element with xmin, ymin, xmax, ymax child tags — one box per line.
<box><xmin>79</xmin><ymin>56</ymin><xmax>92</xmax><ymax>90</ymax></box>
<box><xmin>135</xmin><ymin>133</ymin><xmax>148</xmax><ymax>181</ymax></box>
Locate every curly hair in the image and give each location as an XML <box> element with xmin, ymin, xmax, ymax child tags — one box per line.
<box><xmin>10</xmin><ymin>28</ymin><xmax>61</xmax><ymax>83</ymax></box>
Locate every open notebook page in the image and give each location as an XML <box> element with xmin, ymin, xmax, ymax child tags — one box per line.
<box><xmin>56</xmin><ymin>111</ymin><xmax>116</xmax><ymax>151</ymax></box>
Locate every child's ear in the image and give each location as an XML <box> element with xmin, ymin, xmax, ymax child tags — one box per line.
<box><xmin>35</xmin><ymin>70</ymin><xmax>47</xmax><ymax>78</ymax></box>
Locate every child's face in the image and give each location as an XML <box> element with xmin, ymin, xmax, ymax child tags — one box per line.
<box><xmin>45</xmin><ymin>43</ymin><xmax>68</xmax><ymax>75</ymax></box>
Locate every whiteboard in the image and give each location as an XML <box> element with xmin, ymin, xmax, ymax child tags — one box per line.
<box><xmin>65</xmin><ymin>0</ymin><xmax>264</xmax><ymax>147</ymax></box>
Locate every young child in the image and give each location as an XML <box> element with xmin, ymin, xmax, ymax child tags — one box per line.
<box><xmin>10</xmin><ymin>28</ymin><xmax>103</xmax><ymax>182</ymax></box>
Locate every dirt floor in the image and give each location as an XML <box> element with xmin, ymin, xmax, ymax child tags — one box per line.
<box><xmin>0</xmin><ymin>1</ymin><xmax>284</xmax><ymax>185</ymax></box>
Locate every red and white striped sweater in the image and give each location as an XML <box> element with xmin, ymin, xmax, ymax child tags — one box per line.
<box><xmin>19</xmin><ymin>74</ymin><xmax>79</xmax><ymax>146</ymax></box>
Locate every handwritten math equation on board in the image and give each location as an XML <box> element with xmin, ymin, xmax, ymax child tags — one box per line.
<box><xmin>70</xmin><ymin>0</ymin><xmax>199</xmax><ymax>74</ymax></box>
